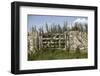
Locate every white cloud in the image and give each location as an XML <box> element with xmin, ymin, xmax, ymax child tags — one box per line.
<box><xmin>70</xmin><ymin>18</ymin><xmax>88</xmax><ymax>31</ymax></box>
<box><xmin>73</xmin><ymin>18</ymin><xmax>88</xmax><ymax>26</ymax></box>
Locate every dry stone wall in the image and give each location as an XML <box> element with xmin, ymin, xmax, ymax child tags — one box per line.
<box><xmin>28</xmin><ymin>31</ymin><xmax>88</xmax><ymax>54</ymax></box>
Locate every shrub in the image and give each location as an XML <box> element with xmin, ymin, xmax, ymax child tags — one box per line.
<box><xmin>75</xmin><ymin>46</ymin><xmax>81</xmax><ymax>58</ymax></box>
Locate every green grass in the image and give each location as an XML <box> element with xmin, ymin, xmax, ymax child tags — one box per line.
<box><xmin>28</xmin><ymin>48</ymin><xmax>88</xmax><ymax>61</ymax></box>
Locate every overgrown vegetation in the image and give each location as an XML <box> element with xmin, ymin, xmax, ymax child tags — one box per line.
<box><xmin>28</xmin><ymin>48</ymin><xmax>87</xmax><ymax>60</ymax></box>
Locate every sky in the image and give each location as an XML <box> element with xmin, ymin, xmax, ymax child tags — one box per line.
<box><xmin>27</xmin><ymin>15</ymin><xmax>88</xmax><ymax>32</ymax></box>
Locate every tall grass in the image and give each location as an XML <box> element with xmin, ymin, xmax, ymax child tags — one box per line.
<box><xmin>28</xmin><ymin>48</ymin><xmax>87</xmax><ymax>61</ymax></box>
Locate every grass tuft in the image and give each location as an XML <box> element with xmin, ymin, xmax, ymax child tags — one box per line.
<box><xmin>28</xmin><ymin>48</ymin><xmax>88</xmax><ymax>61</ymax></box>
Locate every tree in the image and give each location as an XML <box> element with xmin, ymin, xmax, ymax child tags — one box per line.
<box><xmin>39</xmin><ymin>26</ymin><xmax>44</xmax><ymax>36</ymax></box>
<box><xmin>32</xmin><ymin>26</ymin><xmax>35</xmax><ymax>32</ymax></box>
<box><xmin>32</xmin><ymin>25</ymin><xmax>37</xmax><ymax>32</ymax></box>
<box><xmin>45</xmin><ymin>22</ymin><xmax>49</xmax><ymax>33</ymax></box>
<box><xmin>50</xmin><ymin>25</ymin><xmax>53</xmax><ymax>33</ymax></box>
<box><xmin>58</xmin><ymin>24</ymin><xmax>62</xmax><ymax>33</ymax></box>
<box><xmin>84</xmin><ymin>24</ymin><xmax>88</xmax><ymax>33</ymax></box>
<box><xmin>50</xmin><ymin>23</ymin><xmax>57</xmax><ymax>33</ymax></box>
<box><xmin>63</xmin><ymin>21</ymin><xmax>68</xmax><ymax>32</ymax></box>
